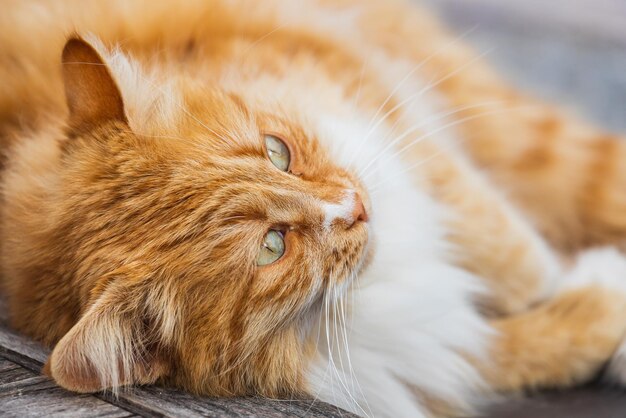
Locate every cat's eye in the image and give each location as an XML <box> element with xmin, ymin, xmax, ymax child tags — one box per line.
<box><xmin>264</xmin><ymin>134</ymin><xmax>290</xmax><ymax>171</ymax></box>
<box><xmin>257</xmin><ymin>230</ymin><xmax>286</xmax><ymax>266</ymax></box>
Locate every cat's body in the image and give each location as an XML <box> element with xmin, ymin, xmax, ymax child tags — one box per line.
<box><xmin>2</xmin><ymin>1</ymin><xmax>626</xmax><ymax>417</ymax></box>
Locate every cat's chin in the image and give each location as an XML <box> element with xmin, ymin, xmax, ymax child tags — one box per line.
<box><xmin>308</xmin><ymin>253</ymin><xmax>369</xmax><ymax>319</ymax></box>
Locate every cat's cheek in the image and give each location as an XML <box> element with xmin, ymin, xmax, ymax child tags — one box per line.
<box><xmin>359</xmin><ymin>233</ymin><xmax>376</xmax><ymax>273</ymax></box>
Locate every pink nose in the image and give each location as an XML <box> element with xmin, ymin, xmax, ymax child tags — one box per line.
<box><xmin>350</xmin><ymin>193</ymin><xmax>368</xmax><ymax>226</ymax></box>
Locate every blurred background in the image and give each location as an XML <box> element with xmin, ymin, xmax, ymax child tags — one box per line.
<box><xmin>424</xmin><ymin>0</ymin><xmax>626</xmax><ymax>134</ymax></box>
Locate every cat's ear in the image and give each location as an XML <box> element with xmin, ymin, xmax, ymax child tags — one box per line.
<box><xmin>62</xmin><ymin>36</ymin><xmax>128</xmax><ymax>133</ymax></box>
<box><xmin>44</xmin><ymin>277</ymin><xmax>170</xmax><ymax>393</ymax></box>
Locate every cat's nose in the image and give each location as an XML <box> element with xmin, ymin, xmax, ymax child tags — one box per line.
<box><xmin>349</xmin><ymin>193</ymin><xmax>368</xmax><ymax>226</ymax></box>
<box><xmin>322</xmin><ymin>191</ymin><xmax>368</xmax><ymax>230</ymax></box>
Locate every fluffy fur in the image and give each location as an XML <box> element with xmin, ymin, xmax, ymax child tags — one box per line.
<box><xmin>2</xmin><ymin>1</ymin><xmax>626</xmax><ymax>417</ymax></box>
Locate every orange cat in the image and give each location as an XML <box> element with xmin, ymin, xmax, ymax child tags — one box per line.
<box><xmin>2</xmin><ymin>1</ymin><xmax>626</xmax><ymax>417</ymax></box>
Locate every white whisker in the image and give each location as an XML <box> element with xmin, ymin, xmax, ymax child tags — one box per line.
<box><xmin>122</xmin><ymin>129</ymin><xmax>189</xmax><ymax>142</ymax></box>
<box><xmin>131</xmin><ymin>70</ymin><xmax>231</xmax><ymax>144</ymax></box>
<box><xmin>242</xmin><ymin>23</ymin><xmax>289</xmax><ymax>56</ymax></box>
<box><xmin>362</xmin><ymin>107</ymin><xmax>510</xmax><ymax>184</ymax></box>
<box><xmin>359</xmin><ymin>46</ymin><xmax>492</xmax><ymax>174</ymax></box>
<box><xmin>357</xmin><ymin>101</ymin><xmax>503</xmax><ymax>178</ymax></box>
<box><xmin>351</xmin><ymin>54</ymin><xmax>371</xmax><ymax>112</ymax></box>
<box><xmin>347</xmin><ymin>25</ymin><xmax>480</xmax><ymax>167</ymax></box>
<box><xmin>339</xmin><ymin>280</ymin><xmax>373</xmax><ymax>418</ymax></box>
<box><xmin>367</xmin><ymin>105</ymin><xmax>533</xmax><ymax>192</ymax></box>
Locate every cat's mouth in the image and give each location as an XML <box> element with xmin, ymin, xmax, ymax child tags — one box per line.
<box><xmin>335</xmin><ymin>224</ymin><xmax>371</xmax><ymax>287</ymax></box>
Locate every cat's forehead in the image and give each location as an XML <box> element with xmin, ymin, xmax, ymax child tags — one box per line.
<box><xmin>90</xmin><ymin>34</ymin><xmax>378</xmax><ymax>159</ymax></box>
<box><xmin>166</xmin><ymin>87</ymin><xmax>338</xmax><ymax>172</ymax></box>
<box><xmin>92</xmin><ymin>40</ymin><xmax>366</xmax><ymax>172</ymax></box>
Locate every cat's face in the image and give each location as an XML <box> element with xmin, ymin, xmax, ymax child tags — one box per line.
<box><xmin>158</xmin><ymin>90</ymin><xmax>372</xmax><ymax>395</ymax></box>
<box><xmin>46</xmin><ymin>38</ymin><xmax>371</xmax><ymax>396</ymax></box>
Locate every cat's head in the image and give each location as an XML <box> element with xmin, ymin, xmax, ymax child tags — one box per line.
<box><xmin>42</xmin><ymin>37</ymin><xmax>372</xmax><ymax>395</ymax></box>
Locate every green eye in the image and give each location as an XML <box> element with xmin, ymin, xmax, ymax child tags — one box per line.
<box><xmin>257</xmin><ymin>230</ymin><xmax>286</xmax><ymax>266</ymax></box>
<box><xmin>265</xmin><ymin>134</ymin><xmax>290</xmax><ymax>171</ymax></box>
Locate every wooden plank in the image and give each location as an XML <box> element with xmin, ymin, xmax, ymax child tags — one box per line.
<box><xmin>0</xmin><ymin>326</ymin><xmax>50</xmax><ymax>364</ymax></box>
<box><xmin>0</xmin><ymin>358</ymin><xmax>20</xmax><ymax>373</ymax></box>
<box><xmin>0</xmin><ymin>374</ymin><xmax>58</xmax><ymax>397</ymax></box>
<box><xmin>482</xmin><ymin>385</ymin><xmax>626</xmax><ymax>418</ymax></box>
<box><xmin>102</xmin><ymin>386</ymin><xmax>352</xmax><ymax>418</ymax></box>
<box><xmin>0</xmin><ymin>356</ymin><xmax>136</xmax><ymax>418</ymax></box>
<box><xmin>0</xmin><ymin>390</ymin><xmax>137</xmax><ymax>418</ymax></box>
<box><xmin>0</xmin><ymin>359</ymin><xmax>32</xmax><ymax>386</ymax></box>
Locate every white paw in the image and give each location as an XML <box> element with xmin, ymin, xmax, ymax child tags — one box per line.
<box><xmin>563</xmin><ymin>247</ymin><xmax>626</xmax><ymax>294</ymax></box>
<box><xmin>564</xmin><ymin>247</ymin><xmax>626</xmax><ymax>385</ymax></box>
<box><xmin>607</xmin><ymin>341</ymin><xmax>626</xmax><ymax>385</ymax></box>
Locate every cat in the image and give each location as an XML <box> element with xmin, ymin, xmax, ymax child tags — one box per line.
<box><xmin>2</xmin><ymin>0</ymin><xmax>626</xmax><ymax>417</ymax></box>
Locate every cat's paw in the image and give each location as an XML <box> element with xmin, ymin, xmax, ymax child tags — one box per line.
<box><xmin>563</xmin><ymin>247</ymin><xmax>626</xmax><ymax>293</ymax></box>
<box><xmin>562</xmin><ymin>247</ymin><xmax>626</xmax><ymax>386</ymax></box>
<box><xmin>606</xmin><ymin>341</ymin><xmax>626</xmax><ymax>385</ymax></box>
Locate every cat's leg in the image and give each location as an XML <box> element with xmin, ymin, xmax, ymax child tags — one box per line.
<box><xmin>414</xmin><ymin>144</ymin><xmax>563</xmax><ymax>315</ymax></box>
<box><xmin>449</xmin><ymin>100</ymin><xmax>626</xmax><ymax>254</ymax></box>
<box><xmin>354</xmin><ymin>0</ymin><xmax>626</xmax><ymax>252</ymax></box>
<box><xmin>354</xmin><ymin>1</ymin><xmax>626</xmax><ymax>313</ymax></box>
<box><xmin>408</xmin><ymin>30</ymin><xmax>626</xmax><ymax>253</ymax></box>
<box><xmin>483</xmin><ymin>248</ymin><xmax>626</xmax><ymax>391</ymax></box>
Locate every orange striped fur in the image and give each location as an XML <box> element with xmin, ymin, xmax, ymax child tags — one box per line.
<box><xmin>1</xmin><ymin>1</ymin><xmax>626</xmax><ymax>416</ymax></box>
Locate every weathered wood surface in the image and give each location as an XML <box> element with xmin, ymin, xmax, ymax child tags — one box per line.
<box><xmin>0</xmin><ymin>298</ymin><xmax>355</xmax><ymax>417</ymax></box>
<box><xmin>0</xmin><ymin>358</ymin><xmax>136</xmax><ymax>418</ymax></box>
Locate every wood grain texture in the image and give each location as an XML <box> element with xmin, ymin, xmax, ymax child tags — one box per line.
<box><xmin>0</xmin><ymin>356</ymin><xmax>135</xmax><ymax>418</ymax></box>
